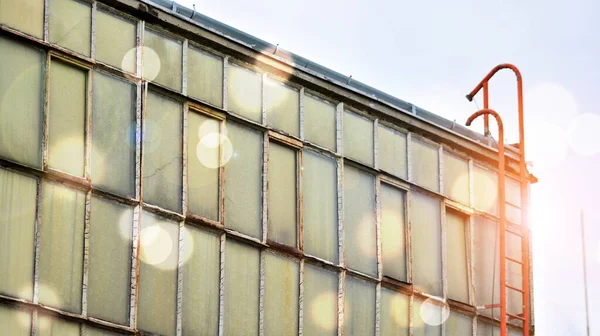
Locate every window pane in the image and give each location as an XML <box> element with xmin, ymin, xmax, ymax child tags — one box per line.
<box><xmin>410</xmin><ymin>192</ymin><xmax>442</xmax><ymax>296</ymax></box>
<box><xmin>506</xmin><ymin>177</ymin><xmax>521</xmax><ymax>207</ymax></box>
<box><xmin>303</xmin><ymin>264</ymin><xmax>337</xmax><ymax>336</ymax></box>
<box><xmin>378</xmin><ymin>125</ymin><xmax>407</xmax><ymax>179</ymax></box>
<box><xmin>227</xmin><ymin>64</ymin><xmax>261</xmax><ymax>122</ymax></box>
<box><xmin>38</xmin><ymin>314</ymin><xmax>80</xmax><ymax>336</ymax></box>
<box><xmin>39</xmin><ymin>182</ymin><xmax>85</xmax><ymax>313</ymax></box>
<box><xmin>344</xmin><ymin>276</ymin><xmax>375</xmax><ymax>335</ymax></box>
<box><xmin>473</xmin><ymin>166</ymin><xmax>498</xmax><ymax>215</ymax></box>
<box><xmin>268</xmin><ymin>142</ymin><xmax>297</xmax><ymax>246</ymax></box>
<box><xmin>87</xmin><ymin>197</ymin><xmax>133</xmax><ymax>325</ymax></box>
<box><xmin>443</xmin><ymin>152</ymin><xmax>469</xmax><ymax>205</ymax></box>
<box><xmin>0</xmin><ymin>0</ymin><xmax>44</xmax><ymax>38</ymax></box>
<box><xmin>0</xmin><ymin>37</ymin><xmax>44</xmax><ymax>168</ymax></box>
<box><xmin>446</xmin><ymin>210</ymin><xmax>469</xmax><ymax>303</ymax></box>
<box><xmin>48</xmin><ymin>60</ymin><xmax>87</xmax><ymax>177</ymax></box>
<box><xmin>0</xmin><ymin>169</ymin><xmax>36</xmax><ymax>300</ymax></box>
<box><xmin>48</xmin><ymin>0</ymin><xmax>91</xmax><ymax>55</ymax></box>
<box><xmin>264</xmin><ymin>252</ymin><xmax>299</xmax><ymax>336</ymax></box>
<box><xmin>344</xmin><ymin>165</ymin><xmax>376</xmax><ymax>276</ymax></box>
<box><xmin>265</xmin><ymin>78</ymin><xmax>299</xmax><ymax>136</ymax></box>
<box><xmin>411</xmin><ymin>138</ymin><xmax>439</xmax><ymax>191</ymax></box>
<box><xmin>188</xmin><ymin>47</ymin><xmax>223</xmax><ymax>107</ymax></box>
<box><xmin>224</xmin><ymin>240</ymin><xmax>259</xmax><ymax>336</ymax></box>
<box><xmin>182</xmin><ymin>227</ymin><xmax>220</xmax><ymax>336</ymax></box>
<box><xmin>381</xmin><ymin>184</ymin><xmax>407</xmax><ymax>282</ymax></box>
<box><xmin>343</xmin><ymin>111</ymin><xmax>373</xmax><ymax>166</ymax></box>
<box><xmin>412</xmin><ymin>299</ymin><xmax>442</xmax><ymax>336</ymax></box>
<box><xmin>0</xmin><ymin>305</ymin><xmax>30</xmax><ymax>336</ymax></box>
<box><xmin>87</xmin><ymin>327</ymin><xmax>127</xmax><ymax>336</ymax></box>
<box><xmin>302</xmin><ymin>151</ymin><xmax>337</xmax><ymax>263</ymax></box>
<box><xmin>144</xmin><ymin>29</ymin><xmax>182</xmax><ymax>91</ymax></box>
<box><xmin>380</xmin><ymin>288</ymin><xmax>409</xmax><ymax>336</ymax></box>
<box><xmin>476</xmin><ymin>321</ymin><xmax>500</xmax><ymax>336</ymax></box>
<box><xmin>473</xmin><ymin>216</ymin><xmax>499</xmax><ymax>319</ymax></box>
<box><xmin>138</xmin><ymin>211</ymin><xmax>178</xmax><ymax>336</ymax></box>
<box><xmin>143</xmin><ymin>91</ymin><xmax>183</xmax><ymax>213</ymax></box>
<box><xmin>304</xmin><ymin>94</ymin><xmax>336</xmax><ymax>150</ymax></box>
<box><xmin>445</xmin><ymin>311</ymin><xmax>472</xmax><ymax>336</ymax></box>
<box><xmin>95</xmin><ymin>10</ymin><xmax>136</xmax><ymax>73</ymax></box>
<box><xmin>188</xmin><ymin>112</ymin><xmax>220</xmax><ymax>221</ymax></box>
<box><xmin>224</xmin><ymin>122</ymin><xmax>262</xmax><ymax>238</ymax></box>
<box><xmin>92</xmin><ymin>71</ymin><xmax>136</xmax><ymax>197</ymax></box>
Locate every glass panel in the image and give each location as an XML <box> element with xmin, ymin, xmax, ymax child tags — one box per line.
<box><xmin>92</xmin><ymin>71</ymin><xmax>136</xmax><ymax>197</ymax></box>
<box><xmin>304</xmin><ymin>94</ymin><xmax>336</xmax><ymax>150</ymax></box>
<box><xmin>412</xmin><ymin>299</ymin><xmax>442</xmax><ymax>336</ymax></box>
<box><xmin>87</xmin><ymin>197</ymin><xmax>133</xmax><ymax>325</ymax></box>
<box><xmin>265</xmin><ymin>78</ymin><xmax>299</xmax><ymax>136</ymax></box>
<box><xmin>48</xmin><ymin>60</ymin><xmax>87</xmax><ymax>177</ymax></box>
<box><xmin>264</xmin><ymin>252</ymin><xmax>299</xmax><ymax>336</ymax></box>
<box><xmin>224</xmin><ymin>240</ymin><xmax>259</xmax><ymax>336</ymax></box>
<box><xmin>443</xmin><ymin>152</ymin><xmax>469</xmax><ymax>205</ymax></box>
<box><xmin>411</xmin><ymin>138</ymin><xmax>439</xmax><ymax>192</ymax></box>
<box><xmin>87</xmin><ymin>327</ymin><xmax>127</xmax><ymax>336</ymax></box>
<box><xmin>302</xmin><ymin>151</ymin><xmax>338</xmax><ymax>263</ymax></box>
<box><xmin>410</xmin><ymin>192</ymin><xmax>442</xmax><ymax>296</ymax></box>
<box><xmin>39</xmin><ymin>182</ymin><xmax>85</xmax><ymax>313</ymax></box>
<box><xmin>381</xmin><ymin>184</ymin><xmax>407</xmax><ymax>282</ymax></box>
<box><xmin>303</xmin><ymin>264</ymin><xmax>337</xmax><ymax>336</ymax></box>
<box><xmin>0</xmin><ymin>0</ymin><xmax>44</xmax><ymax>38</ymax></box>
<box><xmin>188</xmin><ymin>47</ymin><xmax>223</xmax><ymax>107</ymax></box>
<box><xmin>446</xmin><ymin>210</ymin><xmax>469</xmax><ymax>303</ymax></box>
<box><xmin>506</xmin><ymin>177</ymin><xmax>521</xmax><ymax>207</ymax></box>
<box><xmin>182</xmin><ymin>227</ymin><xmax>220</xmax><ymax>336</ymax></box>
<box><xmin>445</xmin><ymin>311</ymin><xmax>472</xmax><ymax>336</ymax></box>
<box><xmin>48</xmin><ymin>0</ymin><xmax>91</xmax><ymax>55</ymax></box>
<box><xmin>473</xmin><ymin>216</ymin><xmax>499</xmax><ymax>319</ymax></box>
<box><xmin>473</xmin><ymin>166</ymin><xmax>498</xmax><ymax>215</ymax></box>
<box><xmin>38</xmin><ymin>315</ymin><xmax>80</xmax><ymax>336</ymax></box>
<box><xmin>476</xmin><ymin>321</ymin><xmax>500</xmax><ymax>336</ymax></box>
<box><xmin>137</xmin><ymin>211</ymin><xmax>178</xmax><ymax>336</ymax></box>
<box><xmin>95</xmin><ymin>10</ymin><xmax>136</xmax><ymax>73</ymax></box>
<box><xmin>188</xmin><ymin>112</ymin><xmax>220</xmax><ymax>221</ymax></box>
<box><xmin>0</xmin><ymin>305</ymin><xmax>31</xmax><ymax>336</ymax></box>
<box><xmin>144</xmin><ymin>29</ymin><xmax>182</xmax><ymax>91</ymax></box>
<box><xmin>379</xmin><ymin>288</ymin><xmax>409</xmax><ymax>336</ymax></box>
<box><xmin>0</xmin><ymin>37</ymin><xmax>44</xmax><ymax>168</ymax></box>
<box><xmin>344</xmin><ymin>276</ymin><xmax>375</xmax><ymax>335</ymax></box>
<box><xmin>344</xmin><ymin>165</ymin><xmax>376</xmax><ymax>276</ymax></box>
<box><xmin>227</xmin><ymin>64</ymin><xmax>261</xmax><ymax>122</ymax></box>
<box><xmin>268</xmin><ymin>142</ymin><xmax>297</xmax><ymax>246</ymax></box>
<box><xmin>343</xmin><ymin>111</ymin><xmax>373</xmax><ymax>166</ymax></box>
<box><xmin>224</xmin><ymin>122</ymin><xmax>262</xmax><ymax>238</ymax></box>
<box><xmin>378</xmin><ymin>125</ymin><xmax>407</xmax><ymax>179</ymax></box>
<box><xmin>0</xmin><ymin>169</ymin><xmax>36</xmax><ymax>300</ymax></box>
<box><xmin>143</xmin><ymin>91</ymin><xmax>183</xmax><ymax>213</ymax></box>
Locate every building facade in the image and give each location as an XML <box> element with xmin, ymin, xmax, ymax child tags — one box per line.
<box><xmin>0</xmin><ymin>0</ymin><xmax>532</xmax><ymax>335</ymax></box>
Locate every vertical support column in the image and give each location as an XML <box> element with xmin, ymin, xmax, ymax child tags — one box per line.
<box><xmin>440</xmin><ymin>201</ymin><xmax>448</xmax><ymax>301</ymax></box>
<box><xmin>406</xmin><ymin>133</ymin><xmax>413</xmax><ymax>183</ymax></box>
<box><xmin>258</xmin><ymin>250</ymin><xmax>265</xmax><ymax>336</ymax></box>
<box><xmin>438</xmin><ymin>145</ymin><xmax>444</xmax><ymax>194</ymax></box>
<box><xmin>298</xmin><ymin>259</ymin><xmax>304</xmax><ymax>336</ymax></box>
<box><xmin>373</xmin><ymin>119</ymin><xmax>379</xmax><ymax>170</ymax></box>
<box><xmin>297</xmin><ymin>149</ymin><xmax>304</xmax><ymax>251</ymax></box>
<box><xmin>136</xmin><ymin>21</ymin><xmax>144</xmax><ymax>79</ymax></box>
<box><xmin>375</xmin><ymin>283</ymin><xmax>381</xmax><ymax>336</ymax></box>
<box><xmin>261</xmin><ymin>133</ymin><xmax>269</xmax><ymax>244</ymax></box>
<box><xmin>81</xmin><ymin>191</ymin><xmax>92</xmax><ymax>317</ymax></box>
<box><xmin>222</xmin><ymin>56</ymin><xmax>228</xmax><ymax>111</ymax></box>
<box><xmin>218</xmin><ymin>234</ymin><xmax>226</xmax><ymax>336</ymax></box>
<box><xmin>129</xmin><ymin>205</ymin><xmax>141</xmax><ymax>328</ymax></box>
<box><xmin>337</xmin><ymin>270</ymin><xmax>345</xmax><ymax>336</ymax></box>
<box><xmin>43</xmin><ymin>0</ymin><xmax>49</xmax><ymax>42</ymax></box>
<box><xmin>182</xmin><ymin>103</ymin><xmax>188</xmax><ymax>216</ymax></box>
<box><xmin>176</xmin><ymin>222</ymin><xmax>184</xmax><ymax>336</ymax></box>
<box><xmin>299</xmin><ymin>87</ymin><xmax>305</xmax><ymax>140</ymax></box>
<box><xmin>90</xmin><ymin>1</ymin><xmax>96</xmax><ymax>59</ymax></box>
<box><xmin>181</xmin><ymin>39</ymin><xmax>188</xmax><ymax>96</ymax></box>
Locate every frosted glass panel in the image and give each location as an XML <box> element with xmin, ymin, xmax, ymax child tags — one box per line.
<box><xmin>445</xmin><ymin>311</ymin><xmax>472</xmax><ymax>336</ymax></box>
<box><xmin>188</xmin><ymin>47</ymin><xmax>223</xmax><ymax>107</ymax></box>
<box><xmin>38</xmin><ymin>315</ymin><xmax>80</xmax><ymax>336</ymax></box>
<box><xmin>143</xmin><ymin>91</ymin><xmax>182</xmax><ymax>213</ymax></box>
<box><xmin>410</xmin><ymin>192</ymin><xmax>442</xmax><ymax>296</ymax></box>
<box><xmin>506</xmin><ymin>177</ymin><xmax>521</xmax><ymax>207</ymax></box>
<box><xmin>378</xmin><ymin>125</ymin><xmax>407</xmax><ymax>179</ymax></box>
<box><xmin>473</xmin><ymin>166</ymin><xmax>498</xmax><ymax>215</ymax></box>
<box><xmin>303</xmin><ymin>264</ymin><xmax>338</xmax><ymax>336</ymax></box>
<box><xmin>443</xmin><ymin>152</ymin><xmax>469</xmax><ymax>205</ymax></box>
<box><xmin>227</xmin><ymin>64</ymin><xmax>261</xmax><ymax>122</ymax></box>
<box><xmin>49</xmin><ymin>60</ymin><xmax>87</xmax><ymax>176</ymax></box>
<box><xmin>473</xmin><ymin>216</ymin><xmax>499</xmax><ymax>318</ymax></box>
<box><xmin>412</xmin><ymin>299</ymin><xmax>442</xmax><ymax>336</ymax></box>
<box><xmin>477</xmin><ymin>321</ymin><xmax>500</xmax><ymax>336</ymax></box>
<box><xmin>381</xmin><ymin>184</ymin><xmax>407</xmax><ymax>282</ymax></box>
<box><xmin>188</xmin><ymin>112</ymin><xmax>220</xmax><ymax>221</ymax></box>
<box><xmin>344</xmin><ymin>276</ymin><xmax>375</xmax><ymax>335</ymax></box>
<box><xmin>95</xmin><ymin>10</ymin><xmax>136</xmax><ymax>73</ymax></box>
<box><xmin>265</xmin><ymin>78</ymin><xmax>299</xmax><ymax>136</ymax></box>
<box><xmin>380</xmin><ymin>288</ymin><xmax>409</xmax><ymax>336</ymax></box>
<box><xmin>302</xmin><ymin>151</ymin><xmax>338</xmax><ymax>263</ymax></box>
<box><xmin>343</xmin><ymin>111</ymin><xmax>373</xmax><ymax>166</ymax></box>
<box><xmin>224</xmin><ymin>122</ymin><xmax>262</xmax><ymax>238</ymax></box>
<box><xmin>182</xmin><ymin>227</ymin><xmax>220</xmax><ymax>336</ymax></box>
<box><xmin>144</xmin><ymin>29</ymin><xmax>182</xmax><ymax>91</ymax></box>
<box><xmin>268</xmin><ymin>142</ymin><xmax>297</xmax><ymax>246</ymax></box>
<box><xmin>87</xmin><ymin>197</ymin><xmax>133</xmax><ymax>325</ymax></box>
<box><xmin>137</xmin><ymin>212</ymin><xmax>178</xmax><ymax>336</ymax></box>
<box><xmin>224</xmin><ymin>240</ymin><xmax>259</xmax><ymax>336</ymax></box>
<box><xmin>92</xmin><ymin>71</ymin><xmax>136</xmax><ymax>197</ymax></box>
<box><xmin>0</xmin><ymin>0</ymin><xmax>44</xmax><ymax>38</ymax></box>
<box><xmin>411</xmin><ymin>138</ymin><xmax>439</xmax><ymax>191</ymax></box>
<box><xmin>87</xmin><ymin>327</ymin><xmax>127</xmax><ymax>336</ymax></box>
<box><xmin>0</xmin><ymin>304</ymin><xmax>31</xmax><ymax>336</ymax></box>
<box><xmin>264</xmin><ymin>252</ymin><xmax>299</xmax><ymax>336</ymax></box>
<box><xmin>344</xmin><ymin>165</ymin><xmax>376</xmax><ymax>276</ymax></box>
<box><xmin>0</xmin><ymin>169</ymin><xmax>36</xmax><ymax>300</ymax></box>
<box><xmin>446</xmin><ymin>210</ymin><xmax>469</xmax><ymax>303</ymax></box>
<box><xmin>304</xmin><ymin>95</ymin><xmax>336</xmax><ymax>150</ymax></box>
<box><xmin>0</xmin><ymin>37</ymin><xmax>44</xmax><ymax>168</ymax></box>
<box><xmin>48</xmin><ymin>0</ymin><xmax>91</xmax><ymax>55</ymax></box>
<box><xmin>39</xmin><ymin>182</ymin><xmax>85</xmax><ymax>313</ymax></box>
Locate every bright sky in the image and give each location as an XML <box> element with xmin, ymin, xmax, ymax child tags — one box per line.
<box><xmin>178</xmin><ymin>0</ymin><xmax>600</xmax><ymax>334</ymax></box>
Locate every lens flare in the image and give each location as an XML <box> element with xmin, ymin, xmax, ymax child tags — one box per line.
<box><xmin>390</xmin><ymin>295</ymin><xmax>409</xmax><ymax>326</ymax></box>
<box><xmin>419</xmin><ymin>298</ymin><xmax>450</xmax><ymax>326</ymax></box>
<box><xmin>310</xmin><ymin>292</ymin><xmax>337</xmax><ymax>331</ymax></box>
<box><xmin>140</xmin><ymin>224</ymin><xmax>174</xmax><ymax>267</ymax></box>
<box><xmin>195</xmin><ymin>120</ymin><xmax>233</xmax><ymax>169</ymax></box>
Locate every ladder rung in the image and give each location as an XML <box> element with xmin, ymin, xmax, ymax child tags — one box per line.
<box><xmin>506</xmin><ymin>256</ymin><xmax>523</xmax><ymax>265</ymax></box>
<box><xmin>507</xmin><ymin>313</ymin><xmax>526</xmax><ymax>321</ymax></box>
<box><xmin>506</xmin><ymin>284</ymin><xmax>524</xmax><ymax>294</ymax></box>
<box><xmin>506</xmin><ymin>223</ymin><xmax>523</xmax><ymax>237</ymax></box>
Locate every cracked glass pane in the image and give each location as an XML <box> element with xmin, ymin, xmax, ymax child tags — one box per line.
<box><xmin>144</xmin><ymin>29</ymin><xmax>182</xmax><ymax>91</ymax></box>
<box><xmin>95</xmin><ymin>10</ymin><xmax>136</xmax><ymax>73</ymax></box>
<box><xmin>48</xmin><ymin>0</ymin><xmax>91</xmax><ymax>56</ymax></box>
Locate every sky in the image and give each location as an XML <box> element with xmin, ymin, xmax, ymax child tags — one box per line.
<box><xmin>176</xmin><ymin>0</ymin><xmax>600</xmax><ymax>334</ymax></box>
